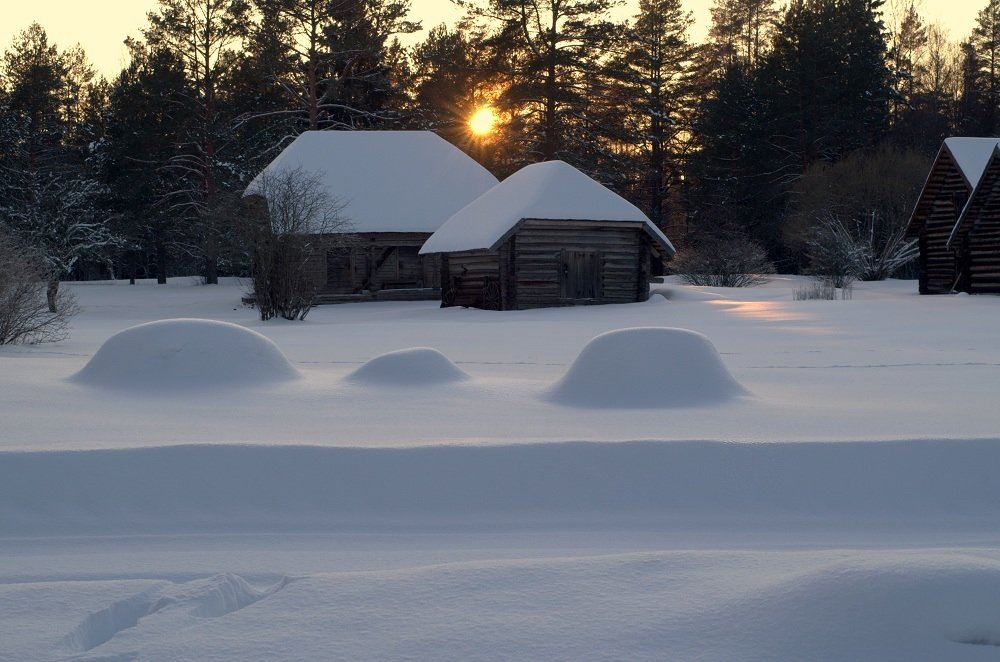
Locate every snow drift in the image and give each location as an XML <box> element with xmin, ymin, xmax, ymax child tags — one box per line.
<box><xmin>4</xmin><ymin>439</ymin><xmax>1000</xmax><ymax>537</ymax></box>
<box><xmin>548</xmin><ymin>327</ymin><xmax>747</xmax><ymax>408</ymax></box>
<box><xmin>71</xmin><ymin>319</ymin><xmax>300</xmax><ymax>391</ymax></box>
<box><xmin>346</xmin><ymin>347</ymin><xmax>469</xmax><ymax>385</ymax></box>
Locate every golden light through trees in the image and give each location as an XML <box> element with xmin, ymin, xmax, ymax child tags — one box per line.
<box><xmin>469</xmin><ymin>106</ymin><xmax>497</xmax><ymax>136</ymax></box>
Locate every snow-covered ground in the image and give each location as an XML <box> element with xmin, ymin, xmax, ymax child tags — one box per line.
<box><xmin>3</xmin><ymin>276</ymin><xmax>1000</xmax><ymax>660</ymax></box>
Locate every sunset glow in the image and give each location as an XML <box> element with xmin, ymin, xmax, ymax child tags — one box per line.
<box><xmin>469</xmin><ymin>106</ymin><xmax>497</xmax><ymax>136</ymax></box>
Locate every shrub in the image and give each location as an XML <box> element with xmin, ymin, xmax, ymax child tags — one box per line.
<box><xmin>793</xmin><ymin>278</ymin><xmax>853</xmax><ymax>300</ymax></box>
<box><xmin>671</xmin><ymin>235</ymin><xmax>776</xmax><ymax>287</ymax></box>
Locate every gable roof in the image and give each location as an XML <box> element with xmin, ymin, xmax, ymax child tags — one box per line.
<box><xmin>948</xmin><ymin>144</ymin><xmax>1000</xmax><ymax>248</ymax></box>
<box><xmin>244</xmin><ymin>131</ymin><xmax>499</xmax><ymax>233</ymax></box>
<box><xmin>942</xmin><ymin>137</ymin><xmax>1000</xmax><ymax>188</ymax></box>
<box><xmin>904</xmin><ymin>138</ymin><xmax>1000</xmax><ymax>239</ymax></box>
<box><xmin>419</xmin><ymin>160</ymin><xmax>675</xmax><ymax>255</ymax></box>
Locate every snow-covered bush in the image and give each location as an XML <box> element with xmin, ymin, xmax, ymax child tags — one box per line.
<box><xmin>803</xmin><ymin>218</ymin><xmax>865</xmax><ymax>289</ymax></box>
<box><xmin>0</xmin><ymin>230</ymin><xmax>78</xmax><ymax>344</ymax></box>
<box><xmin>786</xmin><ymin>146</ymin><xmax>924</xmax><ymax>280</ymax></box>
<box><xmin>671</xmin><ymin>235</ymin><xmax>775</xmax><ymax>287</ymax></box>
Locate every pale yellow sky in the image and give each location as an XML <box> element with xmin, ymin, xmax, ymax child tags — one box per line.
<box><xmin>0</xmin><ymin>0</ymin><xmax>985</xmax><ymax>79</ymax></box>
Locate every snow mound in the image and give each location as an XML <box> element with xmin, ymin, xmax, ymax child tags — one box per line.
<box><xmin>72</xmin><ymin>319</ymin><xmax>299</xmax><ymax>390</ymax></box>
<box><xmin>347</xmin><ymin>347</ymin><xmax>469</xmax><ymax>386</ymax></box>
<box><xmin>548</xmin><ymin>327</ymin><xmax>747</xmax><ymax>408</ymax></box>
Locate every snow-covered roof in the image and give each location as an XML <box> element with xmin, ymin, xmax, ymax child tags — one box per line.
<box><xmin>419</xmin><ymin>160</ymin><xmax>675</xmax><ymax>255</ymax></box>
<box><xmin>244</xmin><ymin>131</ymin><xmax>499</xmax><ymax>233</ymax></box>
<box><xmin>943</xmin><ymin>137</ymin><xmax>1000</xmax><ymax>188</ymax></box>
<box><xmin>948</xmin><ymin>144</ymin><xmax>1000</xmax><ymax>248</ymax></box>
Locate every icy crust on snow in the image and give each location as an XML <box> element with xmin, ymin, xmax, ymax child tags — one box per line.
<box><xmin>549</xmin><ymin>327</ymin><xmax>747</xmax><ymax>408</ymax></box>
<box><xmin>244</xmin><ymin>131</ymin><xmax>499</xmax><ymax>233</ymax></box>
<box><xmin>71</xmin><ymin>319</ymin><xmax>300</xmax><ymax>391</ymax></box>
<box><xmin>346</xmin><ymin>347</ymin><xmax>470</xmax><ymax>385</ymax></box>
<box><xmin>420</xmin><ymin>160</ymin><xmax>674</xmax><ymax>254</ymax></box>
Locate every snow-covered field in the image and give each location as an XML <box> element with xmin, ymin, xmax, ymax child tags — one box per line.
<box><xmin>3</xmin><ymin>276</ymin><xmax>1000</xmax><ymax>660</ymax></box>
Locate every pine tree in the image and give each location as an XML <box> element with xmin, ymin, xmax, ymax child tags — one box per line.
<box><xmin>759</xmin><ymin>0</ymin><xmax>892</xmax><ymax>171</ymax></box>
<box><xmin>144</xmin><ymin>0</ymin><xmax>252</xmax><ymax>284</ymax></box>
<box><xmin>602</xmin><ymin>0</ymin><xmax>695</xmax><ymax>231</ymax></box>
<box><xmin>970</xmin><ymin>0</ymin><xmax>1000</xmax><ymax>134</ymax></box>
<box><xmin>99</xmin><ymin>42</ymin><xmax>193</xmax><ymax>284</ymax></box>
<box><xmin>248</xmin><ymin>0</ymin><xmax>418</xmax><ymax>132</ymax></box>
<box><xmin>461</xmin><ymin>0</ymin><xmax>617</xmax><ymax>165</ymax></box>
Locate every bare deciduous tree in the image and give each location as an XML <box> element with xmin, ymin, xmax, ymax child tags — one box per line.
<box><xmin>241</xmin><ymin>167</ymin><xmax>351</xmax><ymax>320</ymax></box>
<box><xmin>0</xmin><ymin>230</ymin><xmax>79</xmax><ymax>345</ymax></box>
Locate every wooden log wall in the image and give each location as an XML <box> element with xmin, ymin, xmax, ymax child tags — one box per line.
<box><xmin>303</xmin><ymin>232</ymin><xmax>440</xmax><ymax>296</ymax></box>
<box><xmin>441</xmin><ymin>250</ymin><xmax>503</xmax><ymax>309</ymax></box>
<box><xmin>512</xmin><ymin>220</ymin><xmax>648</xmax><ymax>309</ymax></box>
<box><xmin>439</xmin><ymin>220</ymin><xmax>657</xmax><ymax>310</ymax></box>
<box><xmin>964</xmin><ymin>157</ymin><xmax>1000</xmax><ymax>293</ymax></box>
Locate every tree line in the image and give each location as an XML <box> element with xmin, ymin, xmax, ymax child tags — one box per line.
<box><xmin>2</xmin><ymin>0</ymin><xmax>1000</xmax><ymax>294</ymax></box>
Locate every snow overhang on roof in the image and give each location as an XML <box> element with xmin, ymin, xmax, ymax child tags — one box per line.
<box><xmin>419</xmin><ymin>160</ymin><xmax>676</xmax><ymax>256</ymax></box>
<box><xmin>244</xmin><ymin>130</ymin><xmax>499</xmax><ymax>234</ymax></box>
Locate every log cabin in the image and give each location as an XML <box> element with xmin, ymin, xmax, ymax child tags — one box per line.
<box><xmin>905</xmin><ymin>137</ymin><xmax>1000</xmax><ymax>294</ymax></box>
<box><xmin>243</xmin><ymin>131</ymin><xmax>499</xmax><ymax>302</ymax></box>
<box><xmin>419</xmin><ymin>160</ymin><xmax>676</xmax><ymax>310</ymax></box>
<box><xmin>946</xmin><ymin>144</ymin><xmax>1000</xmax><ymax>293</ymax></box>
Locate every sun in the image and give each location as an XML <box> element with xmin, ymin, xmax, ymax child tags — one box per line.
<box><xmin>469</xmin><ymin>106</ymin><xmax>497</xmax><ymax>136</ymax></box>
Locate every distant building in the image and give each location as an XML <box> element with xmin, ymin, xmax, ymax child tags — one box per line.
<box><xmin>420</xmin><ymin>160</ymin><xmax>675</xmax><ymax>310</ymax></box>
<box><xmin>244</xmin><ymin>131</ymin><xmax>498</xmax><ymax>302</ymax></box>
<box><xmin>905</xmin><ymin>137</ymin><xmax>1000</xmax><ymax>294</ymax></box>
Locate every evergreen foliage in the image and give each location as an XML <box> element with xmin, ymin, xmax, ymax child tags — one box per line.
<box><xmin>0</xmin><ymin>0</ymin><xmax>994</xmax><ymax>292</ymax></box>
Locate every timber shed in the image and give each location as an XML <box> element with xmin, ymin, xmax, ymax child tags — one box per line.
<box><xmin>244</xmin><ymin>131</ymin><xmax>499</xmax><ymax>302</ymax></box>
<box><xmin>419</xmin><ymin>160</ymin><xmax>676</xmax><ymax>310</ymax></box>
<box><xmin>905</xmin><ymin>137</ymin><xmax>1000</xmax><ymax>294</ymax></box>
<box><xmin>947</xmin><ymin>144</ymin><xmax>1000</xmax><ymax>293</ymax></box>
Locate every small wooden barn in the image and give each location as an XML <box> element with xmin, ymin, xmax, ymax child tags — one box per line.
<box><xmin>946</xmin><ymin>144</ymin><xmax>1000</xmax><ymax>293</ymax></box>
<box><xmin>419</xmin><ymin>160</ymin><xmax>675</xmax><ymax>310</ymax></box>
<box><xmin>905</xmin><ymin>137</ymin><xmax>1000</xmax><ymax>294</ymax></box>
<box><xmin>244</xmin><ymin>131</ymin><xmax>499</xmax><ymax>302</ymax></box>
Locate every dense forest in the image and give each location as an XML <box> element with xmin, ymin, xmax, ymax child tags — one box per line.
<box><xmin>1</xmin><ymin>0</ymin><xmax>999</xmax><ymax>290</ymax></box>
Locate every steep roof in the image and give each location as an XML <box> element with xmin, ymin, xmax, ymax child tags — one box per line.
<box><xmin>419</xmin><ymin>160</ymin><xmax>675</xmax><ymax>255</ymax></box>
<box><xmin>943</xmin><ymin>137</ymin><xmax>1000</xmax><ymax>188</ymax></box>
<box><xmin>948</xmin><ymin>144</ymin><xmax>1000</xmax><ymax>248</ymax></box>
<box><xmin>244</xmin><ymin>131</ymin><xmax>499</xmax><ymax>233</ymax></box>
<box><xmin>904</xmin><ymin>137</ymin><xmax>1000</xmax><ymax>239</ymax></box>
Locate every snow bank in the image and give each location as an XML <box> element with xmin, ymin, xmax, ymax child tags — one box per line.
<box><xmin>346</xmin><ymin>347</ymin><xmax>469</xmax><ymax>385</ymax></box>
<box><xmin>4</xmin><ymin>439</ymin><xmax>1000</xmax><ymax>537</ymax></box>
<box><xmin>548</xmin><ymin>327</ymin><xmax>747</xmax><ymax>408</ymax></box>
<box><xmin>71</xmin><ymin>319</ymin><xmax>299</xmax><ymax>391</ymax></box>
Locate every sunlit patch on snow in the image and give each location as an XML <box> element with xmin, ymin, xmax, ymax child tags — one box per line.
<box><xmin>70</xmin><ymin>318</ymin><xmax>300</xmax><ymax>391</ymax></box>
<box><xmin>547</xmin><ymin>327</ymin><xmax>748</xmax><ymax>408</ymax></box>
<box><xmin>346</xmin><ymin>347</ymin><xmax>470</xmax><ymax>386</ymax></box>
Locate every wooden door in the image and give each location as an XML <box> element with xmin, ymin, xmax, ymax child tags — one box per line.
<box><xmin>561</xmin><ymin>250</ymin><xmax>602</xmax><ymax>300</ymax></box>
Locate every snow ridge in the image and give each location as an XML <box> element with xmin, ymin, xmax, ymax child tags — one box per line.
<box><xmin>62</xmin><ymin>574</ymin><xmax>290</xmax><ymax>654</ymax></box>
